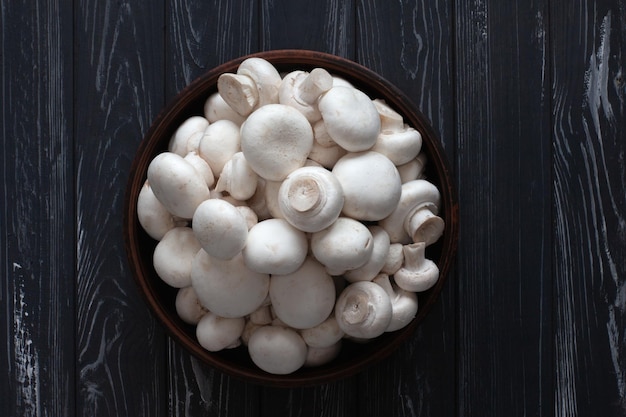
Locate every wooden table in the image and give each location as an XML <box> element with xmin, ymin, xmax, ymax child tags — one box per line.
<box><xmin>2</xmin><ymin>0</ymin><xmax>625</xmax><ymax>416</ymax></box>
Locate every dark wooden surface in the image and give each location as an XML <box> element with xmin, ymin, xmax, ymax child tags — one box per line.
<box><xmin>1</xmin><ymin>0</ymin><xmax>625</xmax><ymax>416</ymax></box>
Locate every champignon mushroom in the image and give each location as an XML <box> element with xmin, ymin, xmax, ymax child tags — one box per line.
<box><xmin>393</xmin><ymin>242</ymin><xmax>439</xmax><ymax>292</ymax></box>
<box><xmin>242</xmin><ymin>218</ymin><xmax>308</xmax><ymax>275</ymax></box>
<box><xmin>279</xmin><ymin>68</ymin><xmax>333</xmax><ymax>122</ymax></box>
<box><xmin>378</xmin><ymin>179</ymin><xmax>444</xmax><ymax>244</ymax></box>
<box><xmin>304</xmin><ymin>340</ymin><xmax>342</xmax><ymax>367</ymax></box>
<box><xmin>184</xmin><ymin>151</ymin><xmax>215</xmax><ymax>188</ymax></box>
<box><xmin>269</xmin><ymin>257</ymin><xmax>336</xmax><ymax>329</ymax></box>
<box><xmin>397</xmin><ymin>153</ymin><xmax>427</xmax><ymax>183</ymax></box>
<box><xmin>196</xmin><ymin>311</ymin><xmax>245</xmax><ymax>352</ymax></box>
<box><xmin>247</xmin><ymin>325</ymin><xmax>308</xmax><ymax>375</ymax></box>
<box><xmin>240</xmin><ymin>104</ymin><xmax>314</xmax><ymax>181</ymax></box>
<box><xmin>317</xmin><ymin>86</ymin><xmax>381</xmax><ymax>152</ymax></box>
<box><xmin>175</xmin><ymin>286</ymin><xmax>207</xmax><ymax>325</ymax></box>
<box><xmin>197</xmin><ymin>119</ymin><xmax>241</xmax><ymax>178</ymax></box>
<box><xmin>381</xmin><ymin>242</ymin><xmax>404</xmax><ymax>275</ymax></box>
<box><xmin>168</xmin><ymin>115</ymin><xmax>209</xmax><ymax>156</ymax></box>
<box><xmin>214</xmin><ymin>152</ymin><xmax>258</xmax><ymax>201</ymax></box>
<box><xmin>372</xmin><ymin>273</ymin><xmax>418</xmax><ymax>332</ymax></box>
<box><xmin>278</xmin><ymin>166</ymin><xmax>344</xmax><ymax>233</ymax></box>
<box><xmin>153</xmin><ymin>226</ymin><xmax>201</xmax><ymax>288</ymax></box>
<box><xmin>191</xmin><ymin>250</ymin><xmax>270</xmax><ymax>318</ymax></box>
<box><xmin>204</xmin><ymin>92</ymin><xmax>246</xmax><ymax>125</ymax></box>
<box><xmin>310</xmin><ymin>217</ymin><xmax>374</xmax><ymax>275</ymax></box>
<box><xmin>371</xmin><ymin>100</ymin><xmax>423</xmax><ymax>166</ymax></box>
<box><xmin>147</xmin><ymin>152</ymin><xmax>211</xmax><ymax>219</ymax></box>
<box><xmin>137</xmin><ymin>180</ymin><xmax>184</xmax><ymax>240</ymax></box>
<box><xmin>192</xmin><ymin>199</ymin><xmax>248</xmax><ymax>260</ymax></box>
<box><xmin>332</xmin><ymin>151</ymin><xmax>402</xmax><ymax>221</ymax></box>
<box><xmin>343</xmin><ymin>226</ymin><xmax>391</xmax><ymax>283</ymax></box>
<box><xmin>334</xmin><ymin>280</ymin><xmax>393</xmax><ymax>339</ymax></box>
<box><xmin>299</xmin><ymin>314</ymin><xmax>344</xmax><ymax>348</ymax></box>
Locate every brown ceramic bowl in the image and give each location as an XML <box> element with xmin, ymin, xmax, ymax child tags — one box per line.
<box><xmin>123</xmin><ymin>50</ymin><xmax>459</xmax><ymax>387</ymax></box>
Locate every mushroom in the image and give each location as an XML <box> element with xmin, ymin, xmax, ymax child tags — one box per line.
<box><xmin>249</xmin><ymin>304</ymin><xmax>273</xmax><ymax>325</ymax></box>
<box><xmin>204</xmin><ymin>92</ymin><xmax>246</xmax><ymax>125</ymax></box>
<box><xmin>381</xmin><ymin>243</ymin><xmax>404</xmax><ymax>275</ymax></box>
<box><xmin>197</xmin><ymin>119</ymin><xmax>241</xmax><ymax>178</ymax></box>
<box><xmin>153</xmin><ymin>226</ymin><xmax>201</xmax><ymax>288</ymax></box>
<box><xmin>378</xmin><ymin>179</ymin><xmax>444</xmax><ymax>244</ymax></box>
<box><xmin>246</xmin><ymin>178</ymin><xmax>272</xmax><ymax>221</ymax></box>
<box><xmin>195</xmin><ymin>311</ymin><xmax>245</xmax><ymax>352</ymax></box>
<box><xmin>263</xmin><ymin>180</ymin><xmax>284</xmax><ymax>219</ymax></box>
<box><xmin>307</xmin><ymin>140</ymin><xmax>347</xmax><ymax>169</ymax></box>
<box><xmin>236</xmin><ymin>205</ymin><xmax>259</xmax><ymax>230</ymax></box>
<box><xmin>247</xmin><ymin>325</ymin><xmax>308</xmax><ymax>375</ymax></box>
<box><xmin>397</xmin><ymin>153</ymin><xmax>427</xmax><ymax>183</ymax></box>
<box><xmin>191</xmin><ymin>250</ymin><xmax>270</xmax><ymax>318</ymax></box>
<box><xmin>192</xmin><ymin>199</ymin><xmax>248</xmax><ymax>260</ymax></box>
<box><xmin>278</xmin><ymin>166</ymin><xmax>344</xmax><ymax>233</ymax></box>
<box><xmin>372</xmin><ymin>273</ymin><xmax>418</xmax><ymax>332</ymax></box>
<box><xmin>332</xmin><ymin>151</ymin><xmax>402</xmax><ymax>221</ymax></box>
<box><xmin>240</xmin><ymin>104</ymin><xmax>314</xmax><ymax>181</ymax></box>
<box><xmin>147</xmin><ymin>152</ymin><xmax>210</xmax><ymax>219</ymax></box>
<box><xmin>310</xmin><ymin>217</ymin><xmax>374</xmax><ymax>275</ymax></box>
<box><xmin>317</xmin><ymin>86</ymin><xmax>380</xmax><ymax>152</ymax></box>
<box><xmin>242</xmin><ymin>218</ymin><xmax>308</xmax><ymax>275</ymax></box>
<box><xmin>371</xmin><ymin>99</ymin><xmax>423</xmax><ymax>166</ymax></box>
<box><xmin>343</xmin><ymin>226</ymin><xmax>391</xmax><ymax>283</ymax></box>
<box><xmin>168</xmin><ymin>115</ymin><xmax>209</xmax><ymax>156</ymax></box>
<box><xmin>269</xmin><ymin>257</ymin><xmax>336</xmax><ymax>329</ymax></box>
<box><xmin>279</xmin><ymin>68</ymin><xmax>333</xmax><ymax>122</ymax></box>
<box><xmin>175</xmin><ymin>286</ymin><xmax>207</xmax><ymax>325</ymax></box>
<box><xmin>393</xmin><ymin>242</ymin><xmax>439</xmax><ymax>292</ymax></box>
<box><xmin>184</xmin><ymin>151</ymin><xmax>215</xmax><ymax>188</ymax></box>
<box><xmin>299</xmin><ymin>314</ymin><xmax>344</xmax><ymax>348</ymax></box>
<box><xmin>334</xmin><ymin>280</ymin><xmax>393</xmax><ymax>339</ymax></box>
<box><xmin>214</xmin><ymin>152</ymin><xmax>258</xmax><ymax>201</ymax></box>
<box><xmin>236</xmin><ymin>57</ymin><xmax>282</xmax><ymax>107</ymax></box>
<box><xmin>304</xmin><ymin>340</ymin><xmax>342</xmax><ymax>367</ymax></box>
<box><xmin>137</xmin><ymin>180</ymin><xmax>185</xmax><ymax>240</ymax></box>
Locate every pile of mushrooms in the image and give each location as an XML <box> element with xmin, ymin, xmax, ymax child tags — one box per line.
<box><xmin>137</xmin><ymin>57</ymin><xmax>445</xmax><ymax>375</ymax></box>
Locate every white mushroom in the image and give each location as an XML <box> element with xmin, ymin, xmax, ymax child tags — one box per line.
<box><xmin>393</xmin><ymin>242</ymin><xmax>439</xmax><ymax>292</ymax></box>
<box><xmin>343</xmin><ymin>226</ymin><xmax>391</xmax><ymax>283</ymax></box>
<box><xmin>214</xmin><ymin>152</ymin><xmax>258</xmax><ymax>201</ymax></box>
<box><xmin>332</xmin><ymin>151</ymin><xmax>402</xmax><ymax>221</ymax></box>
<box><xmin>279</xmin><ymin>68</ymin><xmax>333</xmax><ymax>122</ymax></box>
<box><xmin>278</xmin><ymin>166</ymin><xmax>344</xmax><ymax>233</ymax></box>
<box><xmin>192</xmin><ymin>199</ymin><xmax>248</xmax><ymax>260</ymax></box>
<box><xmin>242</xmin><ymin>218</ymin><xmax>308</xmax><ymax>275</ymax></box>
<box><xmin>246</xmin><ymin>178</ymin><xmax>272</xmax><ymax>221</ymax></box>
<box><xmin>168</xmin><ymin>115</ymin><xmax>209</xmax><ymax>156</ymax></box>
<box><xmin>307</xmin><ymin>140</ymin><xmax>347</xmax><ymax>169</ymax></box>
<box><xmin>236</xmin><ymin>205</ymin><xmax>259</xmax><ymax>230</ymax></box>
<box><xmin>153</xmin><ymin>226</ymin><xmax>201</xmax><ymax>288</ymax></box>
<box><xmin>198</xmin><ymin>119</ymin><xmax>241</xmax><ymax>178</ymax></box>
<box><xmin>236</xmin><ymin>57</ymin><xmax>282</xmax><ymax>107</ymax></box>
<box><xmin>184</xmin><ymin>151</ymin><xmax>215</xmax><ymax>188</ymax></box>
<box><xmin>304</xmin><ymin>340</ymin><xmax>342</xmax><ymax>367</ymax></box>
<box><xmin>196</xmin><ymin>311</ymin><xmax>245</xmax><ymax>352</ymax></box>
<box><xmin>204</xmin><ymin>92</ymin><xmax>246</xmax><ymax>125</ymax></box>
<box><xmin>318</xmin><ymin>86</ymin><xmax>380</xmax><ymax>152</ymax></box>
<box><xmin>299</xmin><ymin>314</ymin><xmax>344</xmax><ymax>348</ymax></box>
<box><xmin>379</xmin><ymin>179</ymin><xmax>444</xmax><ymax>244</ymax></box>
<box><xmin>240</xmin><ymin>104</ymin><xmax>314</xmax><ymax>181</ymax></box>
<box><xmin>310</xmin><ymin>217</ymin><xmax>374</xmax><ymax>275</ymax></box>
<box><xmin>269</xmin><ymin>257</ymin><xmax>336</xmax><ymax>329</ymax></box>
<box><xmin>381</xmin><ymin>243</ymin><xmax>404</xmax><ymax>275</ymax></box>
<box><xmin>372</xmin><ymin>273</ymin><xmax>418</xmax><ymax>332</ymax></box>
<box><xmin>263</xmin><ymin>180</ymin><xmax>284</xmax><ymax>219</ymax></box>
<box><xmin>249</xmin><ymin>305</ymin><xmax>273</xmax><ymax>325</ymax></box>
<box><xmin>191</xmin><ymin>250</ymin><xmax>270</xmax><ymax>318</ymax></box>
<box><xmin>137</xmin><ymin>180</ymin><xmax>184</xmax><ymax>240</ymax></box>
<box><xmin>397</xmin><ymin>153</ymin><xmax>427</xmax><ymax>183</ymax></box>
<box><xmin>147</xmin><ymin>152</ymin><xmax>210</xmax><ymax>219</ymax></box>
<box><xmin>371</xmin><ymin>100</ymin><xmax>422</xmax><ymax>166</ymax></box>
<box><xmin>175</xmin><ymin>286</ymin><xmax>207</xmax><ymax>325</ymax></box>
<box><xmin>247</xmin><ymin>325</ymin><xmax>308</xmax><ymax>375</ymax></box>
<box><xmin>334</xmin><ymin>280</ymin><xmax>393</xmax><ymax>339</ymax></box>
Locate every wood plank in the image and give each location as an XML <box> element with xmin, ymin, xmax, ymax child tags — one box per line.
<box><xmin>74</xmin><ymin>1</ymin><xmax>168</xmax><ymax>415</ymax></box>
<box><xmin>355</xmin><ymin>1</ymin><xmax>456</xmax><ymax>415</ymax></box>
<box><xmin>164</xmin><ymin>1</ymin><xmax>261</xmax><ymax>415</ymax></box>
<box><xmin>256</xmin><ymin>1</ymin><xmax>358</xmax><ymax>415</ymax></box>
<box><xmin>0</xmin><ymin>1</ymin><xmax>75</xmax><ymax>416</ymax></box>
<box><xmin>551</xmin><ymin>0</ymin><xmax>626</xmax><ymax>415</ymax></box>
<box><xmin>454</xmin><ymin>0</ymin><xmax>553</xmax><ymax>414</ymax></box>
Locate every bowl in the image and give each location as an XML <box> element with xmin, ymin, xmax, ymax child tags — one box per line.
<box><xmin>123</xmin><ymin>49</ymin><xmax>459</xmax><ymax>387</ymax></box>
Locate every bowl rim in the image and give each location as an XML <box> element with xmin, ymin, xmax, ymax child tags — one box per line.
<box><xmin>123</xmin><ymin>49</ymin><xmax>459</xmax><ymax>387</ymax></box>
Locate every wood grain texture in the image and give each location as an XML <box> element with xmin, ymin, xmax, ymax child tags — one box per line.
<box><xmin>551</xmin><ymin>1</ymin><xmax>626</xmax><ymax>415</ymax></box>
<box><xmin>74</xmin><ymin>1</ymin><xmax>168</xmax><ymax>416</ymax></box>
<box><xmin>0</xmin><ymin>1</ymin><xmax>74</xmax><ymax>416</ymax></box>
<box><xmin>454</xmin><ymin>0</ymin><xmax>553</xmax><ymax>415</ymax></box>
<box><xmin>355</xmin><ymin>1</ymin><xmax>456</xmax><ymax>415</ymax></box>
<box><xmin>165</xmin><ymin>1</ymin><xmax>261</xmax><ymax>414</ymax></box>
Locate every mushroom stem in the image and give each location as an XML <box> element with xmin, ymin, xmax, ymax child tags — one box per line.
<box><xmin>298</xmin><ymin>68</ymin><xmax>333</xmax><ymax>104</ymax></box>
<box><xmin>217</xmin><ymin>73</ymin><xmax>259</xmax><ymax>116</ymax></box>
<box><xmin>405</xmin><ymin>206</ymin><xmax>445</xmax><ymax>246</ymax></box>
<box><xmin>287</xmin><ymin>176</ymin><xmax>323</xmax><ymax>212</ymax></box>
<box><xmin>393</xmin><ymin>242</ymin><xmax>439</xmax><ymax>292</ymax></box>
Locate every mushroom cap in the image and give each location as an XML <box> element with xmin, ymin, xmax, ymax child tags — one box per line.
<box><xmin>269</xmin><ymin>257</ymin><xmax>336</xmax><ymax>329</ymax></box>
<box><xmin>242</xmin><ymin>218</ymin><xmax>308</xmax><ymax>275</ymax></box>
<box><xmin>299</xmin><ymin>315</ymin><xmax>344</xmax><ymax>348</ymax></box>
<box><xmin>332</xmin><ymin>151</ymin><xmax>402</xmax><ymax>221</ymax></box>
<box><xmin>147</xmin><ymin>152</ymin><xmax>210</xmax><ymax>219</ymax></box>
<box><xmin>371</xmin><ymin>127</ymin><xmax>423</xmax><ymax>166</ymax></box>
<box><xmin>204</xmin><ymin>92</ymin><xmax>246</xmax><ymax>125</ymax></box>
<box><xmin>248</xmin><ymin>326</ymin><xmax>307</xmax><ymax>375</ymax></box>
<box><xmin>372</xmin><ymin>274</ymin><xmax>418</xmax><ymax>332</ymax></box>
<box><xmin>240</xmin><ymin>104</ymin><xmax>314</xmax><ymax>181</ymax></box>
<box><xmin>304</xmin><ymin>340</ymin><xmax>342</xmax><ymax>367</ymax></box>
<box><xmin>343</xmin><ymin>226</ymin><xmax>391</xmax><ymax>283</ymax></box>
<box><xmin>335</xmin><ymin>280</ymin><xmax>393</xmax><ymax>339</ymax></box>
<box><xmin>137</xmin><ymin>181</ymin><xmax>178</xmax><ymax>240</ymax></box>
<box><xmin>192</xmin><ymin>199</ymin><xmax>248</xmax><ymax>260</ymax></box>
<box><xmin>195</xmin><ymin>311</ymin><xmax>245</xmax><ymax>352</ymax></box>
<box><xmin>198</xmin><ymin>119</ymin><xmax>241</xmax><ymax>177</ymax></box>
<box><xmin>168</xmin><ymin>115</ymin><xmax>209</xmax><ymax>156</ymax></box>
<box><xmin>153</xmin><ymin>226</ymin><xmax>201</xmax><ymax>288</ymax></box>
<box><xmin>191</xmin><ymin>250</ymin><xmax>270</xmax><ymax>318</ymax></box>
<box><xmin>310</xmin><ymin>217</ymin><xmax>374</xmax><ymax>273</ymax></box>
<box><xmin>318</xmin><ymin>86</ymin><xmax>380</xmax><ymax>152</ymax></box>
<box><xmin>175</xmin><ymin>286</ymin><xmax>207</xmax><ymax>325</ymax></box>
